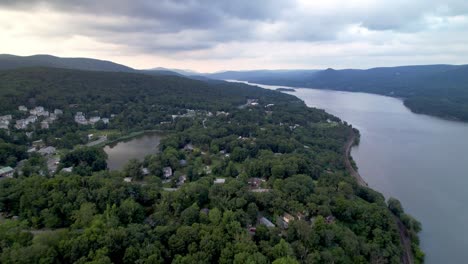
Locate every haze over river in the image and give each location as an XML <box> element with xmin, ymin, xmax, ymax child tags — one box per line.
<box><xmin>240</xmin><ymin>81</ymin><xmax>468</xmax><ymax>264</ymax></box>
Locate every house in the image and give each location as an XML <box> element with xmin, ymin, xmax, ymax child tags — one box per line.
<box><xmin>259</xmin><ymin>217</ymin><xmax>275</xmax><ymax>228</ymax></box>
<box><xmin>248</xmin><ymin>178</ymin><xmax>265</xmax><ymax>188</ymax></box>
<box><xmin>15</xmin><ymin>120</ymin><xmax>27</xmax><ymax>130</ymax></box>
<box><xmin>54</xmin><ymin>109</ymin><xmax>63</xmax><ymax>115</ymax></box>
<box><xmin>325</xmin><ymin>215</ymin><xmax>335</xmax><ymax>224</ymax></box>
<box><xmin>32</xmin><ymin>139</ymin><xmax>44</xmax><ymax>148</ymax></box>
<box><xmin>89</xmin><ymin>116</ymin><xmax>101</xmax><ymax>124</ymax></box>
<box><xmin>29</xmin><ymin>106</ymin><xmax>45</xmax><ymax>116</ymax></box>
<box><xmin>15</xmin><ymin>115</ymin><xmax>38</xmax><ymax>129</ymax></box>
<box><xmin>0</xmin><ymin>167</ymin><xmax>14</xmax><ymax>178</ymax></box>
<box><xmin>179</xmin><ymin>159</ymin><xmax>187</xmax><ymax>166</ymax></box>
<box><xmin>41</xmin><ymin>121</ymin><xmax>49</xmax><ymax>129</ymax></box>
<box><xmin>278</xmin><ymin>213</ymin><xmax>295</xmax><ymax>229</ymax></box>
<box><xmin>265</xmin><ymin>104</ymin><xmax>275</xmax><ymax>108</ymax></box>
<box><xmin>75</xmin><ymin>112</ymin><xmax>88</xmax><ymax>125</ymax></box>
<box><xmin>183</xmin><ymin>143</ymin><xmax>194</xmax><ymax>151</ymax></box>
<box><xmin>101</xmin><ymin>118</ymin><xmax>110</xmax><ymax>124</ymax></box>
<box><xmin>0</xmin><ymin>115</ymin><xmax>12</xmax><ymax>121</ymax></box>
<box><xmin>123</xmin><ymin>177</ymin><xmax>132</xmax><ymax>183</ymax></box>
<box><xmin>37</xmin><ymin>111</ymin><xmax>49</xmax><ymax>117</ymax></box>
<box><xmin>18</xmin><ymin>105</ymin><xmax>28</xmax><ymax>112</ymax></box>
<box><xmin>88</xmin><ymin>134</ymin><xmax>94</xmax><ymax>140</ymax></box>
<box><xmin>296</xmin><ymin>212</ymin><xmax>306</xmax><ymax>221</ymax></box>
<box><xmin>141</xmin><ymin>167</ymin><xmax>150</xmax><ymax>175</ymax></box>
<box><xmin>61</xmin><ymin>167</ymin><xmax>73</xmax><ymax>173</ymax></box>
<box><xmin>163</xmin><ymin>167</ymin><xmax>173</xmax><ymax>178</ymax></box>
<box><xmin>26</xmin><ymin>115</ymin><xmax>37</xmax><ymax>123</ymax></box>
<box><xmin>0</xmin><ymin>120</ymin><xmax>9</xmax><ymax>129</ymax></box>
<box><xmin>48</xmin><ymin>113</ymin><xmax>57</xmax><ymax>121</ymax></box>
<box><xmin>177</xmin><ymin>175</ymin><xmax>187</xmax><ymax>187</ymax></box>
<box><xmin>214</xmin><ymin>178</ymin><xmax>225</xmax><ymax>184</ymax></box>
<box><xmin>27</xmin><ymin>147</ymin><xmax>37</xmax><ymax>153</ymax></box>
<box><xmin>38</xmin><ymin>146</ymin><xmax>56</xmax><ymax>156</ymax></box>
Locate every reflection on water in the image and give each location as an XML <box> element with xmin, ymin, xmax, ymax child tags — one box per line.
<box><xmin>104</xmin><ymin>133</ymin><xmax>163</xmax><ymax>171</ymax></box>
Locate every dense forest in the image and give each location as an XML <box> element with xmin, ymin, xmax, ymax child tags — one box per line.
<box><xmin>206</xmin><ymin>65</ymin><xmax>468</xmax><ymax>122</ymax></box>
<box><xmin>0</xmin><ymin>67</ymin><xmax>422</xmax><ymax>263</ymax></box>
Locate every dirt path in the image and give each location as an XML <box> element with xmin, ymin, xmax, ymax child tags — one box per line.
<box><xmin>344</xmin><ymin>129</ymin><xmax>413</xmax><ymax>264</ymax></box>
<box><xmin>395</xmin><ymin>216</ymin><xmax>414</xmax><ymax>264</ymax></box>
<box><xmin>344</xmin><ymin>130</ymin><xmax>368</xmax><ymax>186</ymax></box>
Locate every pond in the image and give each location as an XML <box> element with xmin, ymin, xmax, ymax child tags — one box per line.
<box><xmin>103</xmin><ymin>132</ymin><xmax>163</xmax><ymax>171</ymax></box>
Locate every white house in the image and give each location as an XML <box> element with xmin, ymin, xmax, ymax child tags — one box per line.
<box><xmin>0</xmin><ymin>167</ymin><xmax>14</xmax><ymax>178</ymax></box>
<box><xmin>89</xmin><ymin>116</ymin><xmax>101</xmax><ymax>124</ymax></box>
<box><xmin>214</xmin><ymin>178</ymin><xmax>226</xmax><ymax>184</ymax></box>
<box><xmin>163</xmin><ymin>167</ymin><xmax>173</xmax><ymax>178</ymax></box>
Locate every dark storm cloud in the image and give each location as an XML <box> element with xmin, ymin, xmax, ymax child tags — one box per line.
<box><xmin>1</xmin><ymin>0</ymin><xmax>468</xmax><ymax>55</ymax></box>
<box><xmin>0</xmin><ymin>0</ymin><xmax>294</xmax><ymax>52</ymax></box>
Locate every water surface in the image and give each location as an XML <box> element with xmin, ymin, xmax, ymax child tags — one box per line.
<box><xmin>104</xmin><ymin>133</ymin><xmax>162</xmax><ymax>170</ymax></box>
<box><xmin>241</xmin><ymin>81</ymin><xmax>468</xmax><ymax>264</ymax></box>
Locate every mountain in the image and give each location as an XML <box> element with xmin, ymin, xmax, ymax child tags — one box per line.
<box><xmin>207</xmin><ymin>65</ymin><xmax>468</xmax><ymax>122</ymax></box>
<box><xmin>148</xmin><ymin>67</ymin><xmax>199</xmax><ymax>76</ymax></box>
<box><xmin>0</xmin><ymin>54</ymin><xmax>135</xmax><ymax>72</ymax></box>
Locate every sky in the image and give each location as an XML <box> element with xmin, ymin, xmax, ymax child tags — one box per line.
<box><xmin>1</xmin><ymin>0</ymin><xmax>468</xmax><ymax>72</ymax></box>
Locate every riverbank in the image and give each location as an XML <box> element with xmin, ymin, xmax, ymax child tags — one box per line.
<box><xmin>345</xmin><ymin>128</ymin><xmax>413</xmax><ymax>264</ymax></box>
<box><xmin>90</xmin><ymin>129</ymin><xmax>168</xmax><ymax>148</ymax></box>
<box><xmin>344</xmin><ymin>129</ymin><xmax>367</xmax><ymax>186</ymax></box>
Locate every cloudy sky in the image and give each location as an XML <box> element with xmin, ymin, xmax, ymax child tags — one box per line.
<box><xmin>1</xmin><ymin>0</ymin><xmax>468</xmax><ymax>72</ymax></box>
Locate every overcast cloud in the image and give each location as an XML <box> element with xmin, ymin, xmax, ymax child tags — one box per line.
<box><xmin>0</xmin><ymin>0</ymin><xmax>467</xmax><ymax>71</ymax></box>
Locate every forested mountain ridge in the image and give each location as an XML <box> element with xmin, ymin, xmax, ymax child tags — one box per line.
<box><xmin>207</xmin><ymin>65</ymin><xmax>468</xmax><ymax>122</ymax></box>
<box><xmin>0</xmin><ymin>54</ymin><xmax>134</xmax><ymax>72</ymax></box>
<box><xmin>0</xmin><ymin>67</ymin><xmax>422</xmax><ymax>263</ymax></box>
<box><xmin>0</xmin><ymin>54</ymin><xmax>184</xmax><ymax>77</ymax></box>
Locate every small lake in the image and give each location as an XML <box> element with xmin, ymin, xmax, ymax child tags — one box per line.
<box><xmin>103</xmin><ymin>132</ymin><xmax>163</xmax><ymax>171</ymax></box>
<box><xmin>236</xmin><ymin>81</ymin><xmax>468</xmax><ymax>264</ymax></box>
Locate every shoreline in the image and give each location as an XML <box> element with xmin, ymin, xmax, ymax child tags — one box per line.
<box><xmin>344</xmin><ymin>129</ymin><xmax>368</xmax><ymax>186</ymax></box>
<box><xmin>90</xmin><ymin>129</ymin><xmax>167</xmax><ymax>149</ymax></box>
<box><xmin>345</xmin><ymin>128</ymin><xmax>413</xmax><ymax>264</ymax></box>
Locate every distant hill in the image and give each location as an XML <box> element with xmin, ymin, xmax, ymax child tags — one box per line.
<box><xmin>205</xmin><ymin>69</ymin><xmax>320</xmax><ymax>86</ymax></box>
<box><xmin>148</xmin><ymin>67</ymin><xmax>199</xmax><ymax>76</ymax></box>
<box><xmin>0</xmin><ymin>54</ymin><xmax>192</xmax><ymax>78</ymax></box>
<box><xmin>208</xmin><ymin>65</ymin><xmax>468</xmax><ymax>122</ymax></box>
<box><xmin>0</xmin><ymin>54</ymin><xmax>135</xmax><ymax>72</ymax></box>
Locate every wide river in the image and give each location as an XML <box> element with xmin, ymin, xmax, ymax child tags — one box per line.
<box><xmin>240</xmin><ymin>81</ymin><xmax>468</xmax><ymax>264</ymax></box>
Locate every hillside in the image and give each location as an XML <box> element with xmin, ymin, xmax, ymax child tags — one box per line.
<box><xmin>0</xmin><ymin>67</ymin><xmax>421</xmax><ymax>263</ymax></box>
<box><xmin>208</xmin><ymin>65</ymin><xmax>468</xmax><ymax>121</ymax></box>
<box><xmin>0</xmin><ymin>67</ymin><xmax>294</xmax><ymax>128</ymax></box>
<box><xmin>0</xmin><ymin>54</ymin><xmax>135</xmax><ymax>72</ymax></box>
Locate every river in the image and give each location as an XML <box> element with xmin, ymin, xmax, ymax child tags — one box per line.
<box><xmin>103</xmin><ymin>132</ymin><xmax>163</xmax><ymax>171</ymax></box>
<box><xmin>238</xmin><ymin>81</ymin><xmax>468</xmax><ymax>264</ymax></box>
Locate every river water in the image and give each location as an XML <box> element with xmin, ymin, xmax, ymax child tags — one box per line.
<box><xmin>240</xmin><ymin>81</ymin><xmax>468</xmax><ymax>264</ymax></box>
<box><xmin>103</xmin><ymin>133</ymin><xmax>162</xmax><ymax>171</ymax></box>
